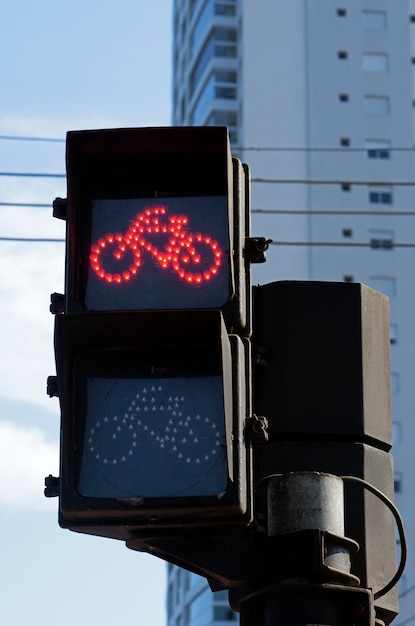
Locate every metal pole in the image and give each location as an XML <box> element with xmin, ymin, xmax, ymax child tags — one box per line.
<box><xmin>237</xmin><ymin>472</ymin><xmax>374</xmax><ymax>626</ymax></box>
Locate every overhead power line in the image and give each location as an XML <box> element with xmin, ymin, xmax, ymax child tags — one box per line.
<box><xmin>0</xmin><ymin>236</ymin><xmax>64</xmax><ymax>242</ymax></box>
<box><xmin>2</xmin><ymin>171</ymin><xmax>415</xmax><ymax>187</ymax></box>
<box><xmin>270</xmin><ymin>241</ymin><xmax>415</xmax><ymax>248</ymax></box>
<box><xmin>0</xmin><ymin>201</ymin><xmax>51</xmax><ymax>208</ymax></box>
<box><xmin>0</xmin><ymin>171</ymin><xmax>65</xmax><ymax>178</ymax></box>
<box><xmin>252</xmin><ymin>177</ymin><xmax>415</xmax><ymax>186</ymax></box>
<box><xmin>1</xmin><ymin>202</ymin><xmax>415</xmax><ymax>216</ymax></box>
<box><xmin>236</xmin><ymin>145</ymin><xmax>415</xmax><ymax>153</ymax></box>
<box><xmin>2</xmin><ymin>133</ymin><xmax>415</xmax><ymax>153</ymax></box>
<box><xmin>2</xmin><ymin>236</ymin><xmax>415</xmax><ymax>247</ymax></box>
<box><xmin>0</xmin><ymin>134</ymin><xmax>65</xmax><ymax>143</ymax></box>
<box><xmin>253</xmin><ymin>209</ymin><xmax>415</xmax><ymax>216</ymax></box>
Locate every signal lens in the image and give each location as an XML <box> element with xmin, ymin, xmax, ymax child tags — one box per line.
<box><xmin>78</xmin><ymin>375</ymin><xmax>228</xmax><ymax>498</ymax></box>
<box><xmin>84</xmin><ymin>197</ymin><xmax>230</xmax><ymax>311</ymax></box>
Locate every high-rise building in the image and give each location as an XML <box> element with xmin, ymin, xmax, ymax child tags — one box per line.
<box><xmin>167</xmin><ymin>566</ymin><xmax>238</xmax><ymax>626</ymax></box>
<box><xmin>169</xmin><ymin>1</ymin><xmax>415</xmax><ymax>624</ymax></box>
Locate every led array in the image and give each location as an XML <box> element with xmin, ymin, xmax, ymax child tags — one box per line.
<box><xmin>85</xmin><ymin>383</ymin><xmax>225</xmax><ymax>468</ymax></box>
<box><xmin>89</xmin><ymin>206</ymin><xmax>223</xmax><ymax>285</ymax></box>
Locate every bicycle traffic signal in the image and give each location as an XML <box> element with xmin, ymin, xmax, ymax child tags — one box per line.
<box><xmin>47</xmin><ymin>127</ymin><xmax>253</xmax><ymax>541</ymax></box>
<box><xmin>61</xmin><ymin>126</ymin><xmax>250</xmax><ymax>333</ymax></box>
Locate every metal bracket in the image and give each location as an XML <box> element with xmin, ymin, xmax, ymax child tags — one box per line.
<box><xmin>245</xmin><ymin>415</ymin><xmax>269</xmax><ymax>443</ymax></box>
<box><xmin>47</xmin><ymin>375</ymin><xmax>59</xmax><ymax>398</ymax></box>
<box><xmin>52</xmin><ymin>197</ymin><xmax>67</xmax><ymax>220</ymax></box>
<box><xmin>44</xmin><ymin>475</ymin><xmax>60</xmax><ymax>498</ymax></box>
<box><xmin>245</xmin><ymin>237</ymin><xmax>272</xmax><ymax>263</ymax></box>
<box><xmin>50</xmin><ymin>292</ymin><xmax>65</xmax><ymax>314</ymax></box>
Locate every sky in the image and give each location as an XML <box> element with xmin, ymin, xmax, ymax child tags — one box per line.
<box><xmin>0</xmin><ymin>2</ymin><xmax>173</xmax><ymax>624</ymax></box>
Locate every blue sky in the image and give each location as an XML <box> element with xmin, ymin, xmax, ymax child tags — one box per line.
<box><xmin>0</xmin><ymin>2</ymin><xmax>172</xmax><ymax>624</ymax></box>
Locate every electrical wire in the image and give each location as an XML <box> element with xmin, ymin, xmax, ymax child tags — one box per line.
<box><xmin>255</xmin><ymin>473</ymin><xmax>407</xmax><ymax>602</ymax></box>
<box><xmin>1</xmin><ymin>171</ymin><xmax>415</xmax><ymax>186</ymax></box>
<box><xmin>0</xmin><ymin>201</ymin><xmax>51</xmax><ymax>208</ymax></box>
<box><xmin>251</xmin><ymin>177</ymin><xmax>415</xmax><ymax>186</ymax></box>
<box><xmin>4</xmin><ymin>237</ymin><xmax>415</xmax><ymax>247</ymax></box>
<box><xmin>235</xmin><ymin>145</ymin><xmax>415</xmax><ymax>153</ymax></box>
<box><xmin>0</xmin><ymin>171</ymin><xmax>65</xmax><ymax>178</ymax></box>
<box><xmin>269</xmin><ymin>241</ymin><xmax>415</xmax><ymax>248</ymax></box>
<box><xmin>341</xmin><ymin>475</ymin><xmax>407</xmax><ymax>600</ymax></box>
<box><xmin>2</xmin><ymin>133</ymin><xmax>415</xmax><ymax>153</ymax></box>
<box><xmin>253</xmin><ymin>208</ymin><xmax>415</xmax><ymax>216</ymax></box>
<box><xmin>0</xmin><ymin>236</ymin><xmax>64</xmax><ymax>242</ymax></box>
<box><xmin>1</xmin><ymin>202</ymin><xmax>415</xmax><ymax>216</ymax></box>
<box><xmin>0</xmin><ymin>134</ymin><xmax>64</xmax><ymax>143</ymax></box>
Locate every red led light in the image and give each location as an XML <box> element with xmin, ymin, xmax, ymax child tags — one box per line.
<box><xmin>90</xmin><ymin>206</ymin><xmax>224</xmax><ymax>286</ymax></box>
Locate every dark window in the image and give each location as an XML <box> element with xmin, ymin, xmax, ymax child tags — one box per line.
<box><xmin>394</xmin><ymin>473</ymin><xmax>402</xmax><ymax>493</ymax></box>
<box><xmin>342</xmin><ymin>229</ymin><xmax>353</xmax><ymax>237</ymax></box>
<box><xmin>369</xmin><ymin>191</ymin><xmax>392</xmax><ymax>204</ymax></box>
<box><xmin>370</xmin><ymin>239</ymin><xmax>394</xmax><ymax>250</ymax></box>
<box><xmin>337</xmin><ymin>8</ymin><xmax>347</xmax><ymax>16</ymax></box>
<box><xmin>338</xmin><ymin>51</ymin><xmax>348</xmax><ymax>59</ymax></box>
<box><xmin>340</xmin><ymin>137</ymin><xmax>350</xmax><ymax>146</ymax></box>
<box><xmin>367</xmin><ymin>148</ymin><xmax>390</xmax><ymax>159</ymax></box>
<box><xmin>341</xmin><ymin>183</ymin><xmax>351</xmax><ymax>191</ymax></box>
<box><xmin>343</xmin><ymin>275</ymin><xmax>354</xmax><ymax>282</ymax></box>
<box><xmin>339</xmin><ymin>93</ymin><xmax>349</xmax><ymax>102</ymax></box>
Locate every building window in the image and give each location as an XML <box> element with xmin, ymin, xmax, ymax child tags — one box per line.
<box><xmin>362</xmin><ymin>10</ymin><xmax>387</xmax><ymax>30</ymax></box>
<box><xmin>369</xmin><ymin>276</ymin><xmax>396</xmax><ymax>298</ymax></box>
<box><xmin>214</xmin><ymin>606</ymin><xmax>237</xmax><ymax>621</ymax></box>
<box><xmin>189</xmin><ymin>587</ymin><xmax>213</xmax><ymax>626</ymax></box>
<box><xmin>391</xmin><ymin>373</ymin><xmax>400</xmax><ymax>395</ymax></box>
<box><xmin>340</xmin><ymin>137</ymin><xmax>350</xmax><ymax>146</ymax></box>
<box><xmin>338</xmin><ymin>50</ymin><xmax>348</xmax><ymax>59</ymax></box>
<box><xmin>390</xmin><ymin>324</ymin><xmax>398</xmax><ymax>345</ymax></box>
<box><xmin>191</xmin><ymin>69</ymin><xmax>237</xmax><ymax>125</ymax></box>
<box><xmin>365</xmin><ymin>140</ymin><xmax>391</xmax><ymax>159</ymax></box>
<box><xmin>341</xmin><ymin>183</ymin><xmax>351</xmax><ymax>191</ymax></box>
<box><xmin>213</xmin><ymin>590</ymin><xmax>237</xmax><ymax>622</ymax></box>
<box><xmin>206</xmin><ymin>110</ymin><xmax>237</xmax><ymax>126</ymax></box>
<box><xmin>394</xmin><ymin>472</ymin><xmax>403</xmax><ymax>493</ymax></box>
<box><xmin>362</xmin><ymin>53</ymin><xmax>389</xmax><ymax>72</ymax></box>
<box><xmin>368</xmin><ymin>187</ymin><xmax>392</xmax><ymax>204</ymax></box>
<box><xmin>367</xmin><ymin>148</ymin><xmax>390</xmax><ymax>159</ymax></box>
<box><xmin>337</xmin><ymin>8</ymin><xmax>347</xmax><ymax>17</ymax></box>
<box><xmin>228</xmin><ymin>129</ymin><xmax>238</xmax><ymax>144</ymax></box>
<box><xmin>343</xmin><ymin>275</ymin><xmax>354</xmax><ymax>282</ymax></box>
<box><xmin>190</xmin><ymin>27</ymin><xmax>238</xmax><ymax>91</ymax></box>
<box><xmin>392</xmin><ymin>421</ymin><xmax>402</xmax><ymax>444</ymax></box>
<box><xmin>342</xmin><ymin>228</ymin><xmax>353</xmax><ymax>237</ymax></box>
<box><xmin>369</xmin><ymin>229</ymin><xmax>394</xmax><ymax>249</ymax></box>
<box><xmin>339</xmin><ymin>93</ymin><xmax>349</xmax><ymax>102</ymax></box>
<box><xmin>216</xmin><ymin>3</ymin><xmax>237</xmax><ymax>16</ymax></box>
<box><xmin>364</xmin><ymin>95</ymin><xmax>390</xmax><ymax>115</ymax></box>
<box><xmin>215</xmin><ymin>69</ymin><xmax>237</xmax><ymax>83</ymax></box>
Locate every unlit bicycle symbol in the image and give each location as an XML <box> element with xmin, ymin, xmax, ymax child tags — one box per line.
<box><xmin>89</xmin><ymin>205</ymin><xmax>224</xmax><ymax>285</ymax></box>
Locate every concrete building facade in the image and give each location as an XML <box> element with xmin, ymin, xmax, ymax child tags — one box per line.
<box><xmin>169</xmin><ymin>1</ymin><xmax>415</xmax><ymax>624</ymax></box>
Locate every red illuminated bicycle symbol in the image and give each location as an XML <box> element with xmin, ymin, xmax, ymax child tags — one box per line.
<box><xmin>89</xmin><ymin>206</ymin><xmax>224</xmax><ymax>285</ymax></box>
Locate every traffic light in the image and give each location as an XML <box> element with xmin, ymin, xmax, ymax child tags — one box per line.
<box><xmin>47</xmin><ymin>127</ymin><xmax>253</xmax><ymax>541</ymax></box>
<box><xmin>252</xmin><ymin>281</ymin><xmax>398</xmax><ymax>623</ymax></box>
<box><xmin>61</xmin><ymin>126</ymin><xmax>250</xmax><ymax>333</ymax></box>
